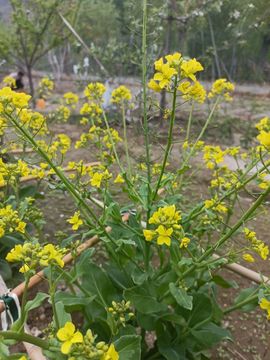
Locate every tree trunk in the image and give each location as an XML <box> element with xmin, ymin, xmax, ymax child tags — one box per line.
<box><xmin>26</xmin><ymin>64</ymin><xmax>35</xmax><ymax>99</ymax></box>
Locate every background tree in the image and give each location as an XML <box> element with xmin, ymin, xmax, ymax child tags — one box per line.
<box><xmin>0</xmin><ymin>0</ymin><xmax>80</xmax><ymax>97</ymax></box>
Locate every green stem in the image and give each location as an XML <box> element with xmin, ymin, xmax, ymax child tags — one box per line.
<box><xmin>122</xmin><ymin>104</ymin><xmax>132</xmax><ymax>176</ymax></box>
<box><xmin>179</xmin><ymin>96</ymin><xmax>220</xmax><ymax>181</ymax></box>
<box><xmin>152</xmin><ymin>76</ymin><xmax>178</xmax><ymax>202</ymax></box>
<box><xmin>185</xmin><ymin>101</ymin><xmax>194</xmax><ymax>142</ymax></box>
<box><xmin>0</xmin><ymin>331</ymin><xmax>49</xmax><ymax>350</ymax></box>
<box><xmin>142</xmin><ymin>0</ymin><xmax>151</xmax><ymax>224</ymax></box>
<box><xmin>49</xmin><ymin>266</ymin><xmax>60</xmax><ymax>329</ymax></box>
<box><xmin>223</xmin><ymin>291</ymin><xmax>259</xmax><ymax>314</ymax></box>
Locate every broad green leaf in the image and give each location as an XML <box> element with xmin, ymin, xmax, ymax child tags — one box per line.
<box><xmin>191</xmin><ymin>322</ymin><xmax>232</xmax><ymax>348</ymax></box>
<box><xmin>169</xmin><ymin>283</ymin><xmax>193</xmax><ymax>310</ymax></box>
<box><xmin>81</xmin><ymin>263</ymin><xmax>117</xmax><ymax>305</ymax></box>
<box><xmin>55</xmin><ymin>301</ymin><xmax>72</xmax><ymax>327</ymax></box>
<box><xmin>124</xmin><ymin>285</ymin><xmax>167</xmax><ymax>314</ymax></box>
<box><xmin>186</xmin><ymin>294</ymin><xmax>212</xmax><ymax>327</ymax></box>
<box><xmin>114</xmin><ymin>335</ymin><xmax>141</xmax><ymax>360</ymax></box>
<box><xmin>158</xmin><ymin>344</ymin><xmax>186</xmax><ymax>360</ymax></box>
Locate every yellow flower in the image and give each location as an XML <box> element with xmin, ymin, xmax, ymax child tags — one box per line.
<box><xmin>15</xmin><ymin>221</ymin><xmax>26</xmax><ymax>233</ymax></box>
<box><xmin>156</xmin><ymin>225</ymin><xmax>173</xmax><ymax>246</ymax></box>
<box><xmin>67</xmin><ymin>211</ymin><xmax>83</xmax><ymax>231</ymax></box>
<box><xmin>180</xmin><ymin>237</ymin><xmax>190</xmax><ymax>248</ymax></box>
<box><xmin>19</xmin><ymin>356</ymin><xmax>28</xmax><ymax>360</ymax></box>
<box><xmin>148</xmin><ymin>79</ymin><xmax>162</xmax><ymax>92</ymax></box>
<box><xmin>153</xmin><ymin>64</ymin><xmax>177</xmax><ymax>89</ymax></box>
<box><xmin>2</xmin><ymin>76</ymin><xmax>16</xmax><ymax>87</ymax></box>
<box><xmin>178</xmin><ymin>81</ymin><xmax>206</xmax><ymax>103</ymax></box>
<box><xmin>90</xmin><ymin>172</ymin><xmax>104</xmax><ymax>188</ymax></box>
<box><xmin>260</xmin><ymin>298</ymin><xmax>270</xmax><ymax>320</ymax></box>
<box><xmin>181</xmin><ymin>59</ymin><xmax>203</xmax><ymax>81</ymax></box>
<box><xmin>101</xmin><ymin>344</ymin><xmax>119</xmax><ymax>360</ymax></box>
<box><xmin>143</xmin><ymin>229</ymin><xmax>156</xmax><ymax>242</ymax></box>
<box><xmin>242</xmin><ymin>253</ymin><xmax>255</xmax><ymax>263</ymax></box>
<box><xmin>6</xmin><ymin>244</ymin><xmax>24</xmax><ymax>262</ymax></box>
<box><xmin>0</xmin><ymin>226</ymin><xmax>4</xmax><ymax>238</ymax></box>
<box><xmin>165</xmin><ymin>52</ymin><xmax>182</xmax><ymax>67</ymax></box>
<box><xmin>114</xmin><ymin>174</ymin><xmax>125</xmax><ymax>184</ymax></box>
<box><xmin>111</xmin><ymin>85</ymin><xmax>132</xmax><ymax>104</ymax></box>
<box><xmin>64</xmin><ymin>92</ymin><xmax>79</xmax><ymax>105</ymax></box>
<box><xmin>208</xmin><ymin>78</ymin><xmax>235</xmax><ymax>101</ymax></box>
<box><xmin>257</xmin><ymin>131</ymin><xmax>270</xmax><ymax>148</ymax></box>
<box><xmin>84</xmin><ymin>82</ymin><xmax>106</xmax><ymax>101</ymax></box>
<box><xmin>38</xmin><ymin>244</ymin><xmax>65</xmax><ymax>268</ymax></box>
<box><xmin>57</xmin><ymin>322</ymin><xmax>83</xmax><ymax>354</ymax></box>
<box><xmin>19</xmin><ymin>264</ymin><xmax>30</xmax><ymax>273</ymax></box>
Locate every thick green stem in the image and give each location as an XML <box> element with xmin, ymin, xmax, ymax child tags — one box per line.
<box><xmin>0</xmin><ymin>331</ymin><xmax>50</xmax><ymax>350</ymax></box>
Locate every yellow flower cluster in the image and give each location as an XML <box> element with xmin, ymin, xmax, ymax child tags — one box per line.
<box><xmin>208</xmin><ymin>78</ymin><xmax>235</xmax><ymax>101</ymax></box>
<box><xmin>64</xmin><ymin>92</ymin><xmax>79</xmax><ymax>106</ymax></box>
<box><xmin>84</xmin><ymin>82</ymin><xmax>106</xmax><ymax>102</ymax></box>
<box><xmin>53</xmin><ymin>105</ymin><xmax>71</xmax><ymax>123</ymax></box>
<box><xmin>0</xmin><ymin>87</ymin><xmax>31</xmax><ymax>109</ymax></box>
<box><xmin>57</xmin><ymin>321</ymin><xmax>118</xmax><ymax>359</ymax></box>
<box><xmin>178</xmin><ymin>80</ymin><xmax>206</xmax><ymax>103</ymax></box>
<box><xmin>80</xmin><ymin>102</ymin><xmax>103</xmax><ymax>123</ymax></box>
<box><xmin>148</xmin><ymin>53</ymin><xmax>204</xmax><ymax>95</ymax></box>
<box><xmin>38</xmin><ymin>77</ymin><xmax>54</xmax><ymax>99</ymax></box>
<box><xmin>204</xmin><ymin>198</ymin><xmax>228</xmax><ymax>214</ymax></box>
<box><xmin>0</xmin><ymin>205</ymin><xmax>26</xmax><ymax>238</ymax></box>
<box><xmin>256</xmin><ymin>117</ymin><xmax>270</xmax><ymax>149</ymax></box>
<box><xmin>2</xmin><ymin>76</ymin><xmax>16</xmax><ymax>88</ymax></box>
<box><xmin>50</xmin><ymin>134</ymin><xmax>71</xmax><ymax>155</ymax></box>
<box><xmin>0</xmin><ymin>158</ymin><xmax>30</xmax><ymax>187</ymax></box>
<box><xmin>210</xmin><ymin>166</ymin><xmax>240</xmax><ymax>190</ymax></box>
<box><xmin>111</xmin><ymin>85</ymin><xmax>132</xmax><ymax>104</ymax></box>
<box><xmin>75</xmin><ymin>125</ymin><xmax>122</xmax><ymax>163</ymax></box>
<box><xmin>19</xmin><ymin>108</ymin><xmax>48</xmax><ymax>135</ymax></box>
<box><xmin>89</xmin><ymin>167</ymin><xmax>112</xmax><ymax>188</ymax></box>
<box><xmin>6</xmin><ymin>242</ymin><xmax>66</xmax><ymax>272</ymax></box>
<box><xmin>243</xmin><ymin>227</ymin><xmax>269</xmax><ymax>260</ymax></box>
<box><xmin>143</xmin><ymin>205</ymin><xmax>181</xmax><ymax>246</ymax></box>
<box><xmin>203</xmin><ymin>145</ymin><xmax>227</xmax><ymax>170</ymax></box>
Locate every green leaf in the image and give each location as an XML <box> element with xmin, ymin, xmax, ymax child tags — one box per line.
<box><xmin>187</xmin><ymin>294</ymin><xmax>212</xmax><ymax>328</ymax></box>
<box><xmin>55</xmin><ymin>301</ymin><xmax>72</xmax><ymax>327</ymax></box>
<box><xmin>191</xmin><ymin>322</ymin><xmax>232</xmax><ymax>348</ymax></box>
<box><xmin>158</xmin><ymin>344</ymin><xmax>186</xmax><ymax>360</ymax></box>
<box><xmin>233</xmin><ymin>287</ymin><xmax>258</xmax><ymax>311</ymax></box>
<box><xmin>212</xmin><ymin>275</ymin><xmax>238</xmax><ymax>289</ymax></box>
<box><xmin>169</xmin><ymin>283</ymin><xmax>193</xmax><ymax>310</ymax></box>
<box><xmin>24</xmin><ymin>292</ymin><xmax>49</xmax><ymax>313</ymax></box>
<box><xmin>81</xmin><ymin>263</ymin><xmax>117</xmax><ymax>305</ymax></box>
<box><xmin>114</xmin><ymin>335</ymin><xmax>141</xmax><ymax>360</ymax></box>
<box><xmin>54</xmin><ymin>291</ymin><xmax>96</xmax><ymax>311</ymax></box>
<box><xmin>124</xmin><ymin>284</ymin><xmax>167</xmax><ymax>314</ymax></box>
